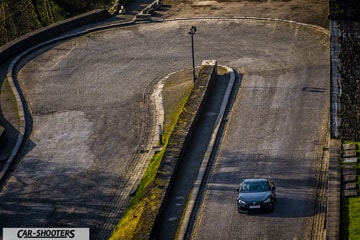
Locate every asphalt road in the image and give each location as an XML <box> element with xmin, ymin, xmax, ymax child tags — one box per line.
<box><xmin>0</xmin><ymin>18</ymin><xmax>329</xmax><ymax>239</ymax></box>
<box><xmin>188</xmin><ymin>21</ymin><xmax>330</xmax><ymax>239</ymax></box>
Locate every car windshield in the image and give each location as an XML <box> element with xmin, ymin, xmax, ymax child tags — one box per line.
<box><xmin>240</xmin><ymin>181</ymin><xmax>270</xmax><ymax>193</ymax></box>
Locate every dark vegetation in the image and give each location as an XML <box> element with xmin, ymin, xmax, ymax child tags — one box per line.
<box><xmin>0</xmin><ymin>0</ymin><xmax>113</xmax><ymax>46</ymax></box>
<box><xmin>329</xmin><ymin>0</ymin><xmax>360</xmax><ymax>21</ymax></box>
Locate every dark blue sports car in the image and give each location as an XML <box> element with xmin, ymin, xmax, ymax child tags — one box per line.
<box><xmin>236</xmin><ymin>178</ymin><xmax>276</xmax><ymax>213</ymax></box>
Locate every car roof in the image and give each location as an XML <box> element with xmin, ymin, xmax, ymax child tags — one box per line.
<box><xmin>242</xmin><ymin>178</ymin><xmax>268</xmax><ymax>183</ymax></box>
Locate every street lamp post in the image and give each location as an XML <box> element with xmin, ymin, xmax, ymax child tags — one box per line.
<box><xmin>188</xmin><ymin>26</ymin><xmax>197</xmax><ymax>83</ymax></box>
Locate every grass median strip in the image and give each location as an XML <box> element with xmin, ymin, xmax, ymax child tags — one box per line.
<box><xmin>340</xmin><ymin>141</ymin><xmax>360</xmax><ymax>240</ymax></box>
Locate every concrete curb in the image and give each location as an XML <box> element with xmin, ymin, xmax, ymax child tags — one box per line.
<box><xmin>327</xmin><ymin>138</ymin><xmax>341</xmax><ymax>240</ymax></box>
<box><xmin>177</xmin><ymin>66</ymin><xmax>236</xmax><ymax>239</ymax></box>
<box><xmin>164</xmin><ymin>16</ymin><xmax>330</xmax><ymax>36</ymax></box>
<box><xmin>330</xmin><ymin>20</ymin><xmax>342</xmax><ymax>139</ymax></box>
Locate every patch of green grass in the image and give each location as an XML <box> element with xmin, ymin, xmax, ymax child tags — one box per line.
<box><xmin>341</xmin><ymin>195</ymin><xmax>360</xmax><ymax>240</ymax></box>
<box><xmin>340</xmin><ymin>141</ymin><xmax>360</xmax><ymax>240</ymax></box>
<box><xmin>109</xmin><ymin>150</ymin><xmax>164</xmax><ymax>240</ymax></box>
<box><xmin>0</xmin><ymin>77</ymin><xmax>20</xmax><ymax>126</ymax></box>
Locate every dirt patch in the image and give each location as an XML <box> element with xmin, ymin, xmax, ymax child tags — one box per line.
<box><xmin>157</xmin><ymin>0</ymin><xmax>329</xmax><ymax>29</ymax></box>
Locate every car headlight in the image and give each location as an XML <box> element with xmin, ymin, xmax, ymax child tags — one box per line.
<box><xmin>238</xmin><ymin>199</ymin><xmax>246</xmax><ymax>205</ymax></box>
<box><xmin>263</xmin><ymin>198</ymin><xmax>271</xmax><ymax>204</ymax></box>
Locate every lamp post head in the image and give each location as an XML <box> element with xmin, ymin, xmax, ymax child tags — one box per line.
<box><xmin>189</xmin><ymin>26</ymin><xmax>197</xmax><ymax>36</ymax></box>
<box><xmin>188</xmin><ymin>26</ymin><xmax>197</xmax><ymax>82</ymax></box>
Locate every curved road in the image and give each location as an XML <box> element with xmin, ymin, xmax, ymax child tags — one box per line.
<box><xmin>0</xmin><ymin>18</ymin><xmax>329</xmax><ymax>239</ymax></box>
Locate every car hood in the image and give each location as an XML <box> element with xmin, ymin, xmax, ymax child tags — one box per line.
<box><xmin>238</xmin><ymin>192</ymin><xmax>270</xmax><ymax>202</ymax></box>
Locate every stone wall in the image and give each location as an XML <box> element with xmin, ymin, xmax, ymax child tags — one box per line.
<box><xmin>336</xmin><ymin>21</ymin><xmax>360</xmax><ymax>140</ymax></box>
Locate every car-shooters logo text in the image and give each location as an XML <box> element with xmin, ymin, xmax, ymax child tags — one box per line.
<box><xmin>3</xmin><ymin>228</ymin><xmax>89</xmax><ymax>240</ymax></box>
